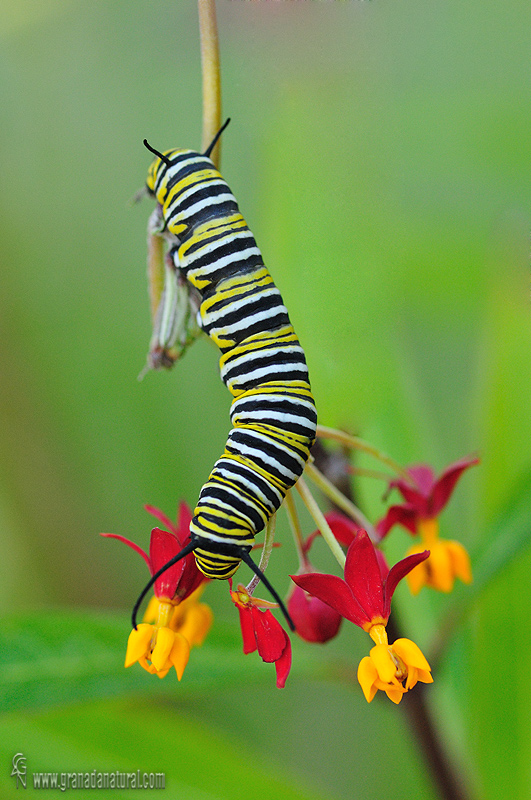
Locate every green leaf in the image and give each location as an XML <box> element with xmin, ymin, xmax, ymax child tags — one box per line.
<box><xmin>0</xmin><ymin>699</ymin><xmax>326</xmax><ymax>800</ymax></box>
<box><xmin>0</xmin><ymin>609</ymin><xmax>321</xmax><ymax>714</ymax></box>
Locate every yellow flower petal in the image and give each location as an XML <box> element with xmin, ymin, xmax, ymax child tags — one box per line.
<box><xmin>417</xmin><ymin>669</ymin><xmax>434</xmax><ymax>685</ymax></box>
<box><xmin>405</xmin><ymin>545</ymin><xmax>429</xmax><ymax>595</ymax></box>
<box><xmin>169</xmin><ymin>633</ymin><xmax>191</xmax><ymax>681</ymax></box>
<box><xmin>370</xmin><ymin>644</ymin><xmax>396</xmax><ymax>683</ymax></box>
<box><xmin>156</xmin><ymin>668</ymin><xmax>171</xmax><ymax>679</ymax></box>
<box><xmin>142</xmin><ymin>595</ymin><xmax>160</xmax><ymax>624</ymax></box>
<box><xmin>405</xmin><ymin>665</ymin><xmax>419</xmax><ymax>690</ymax></box>
<box><xmin>125</xmin><ymin>624</ymin><xmax>153</xmax><ymax>668</ymax></box>
<box><xmin>446</xmin><ymin>540</ymin><xmax>473</xmax><ymax>584</ymax></box>
<box><xmin>392</xmin><ymin>638</ymin><xmax>431</xmax><ymax>672</ymax></box>
<box><xmin>151</xmin><ymin>626</ymin><xmax>175</xmax><ymax>672</ymax></box>
<box><xmin>139</xmin><ymin>657</ymin><xmax>158</xmax><ymax>674</ymax></box>
<box><xmin>179</xmin><ymin>603</ymin><xmax>213</xmax><ymax>647</ymax></box>
<box><xmin>383</xmin><ymin>686</ymin><xmax>405</xmax><ymax>704</ymax></box>
<box><xmin>357</xmin><ymin>656</ymin><xmax>379</xmax><ymax>703</ymax></box>
<box><xmin>427</xmin><ymin>542</ymin><xmax>454</xmax><ymax>592</ymax></box>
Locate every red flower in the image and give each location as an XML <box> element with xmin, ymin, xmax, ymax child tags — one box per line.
<box><xmin>291</xmin><ymin>531</ymin><xmax>432</xmax><ymax>703</ymax></box>
<box><xmin>377</xmin><ymin>455</ymin><xmax>479</xmax><ymax>538</ymax></box>
<box><xmin>230</xmin><ymin>583</ymin><xmax>291</xmax><ymax>688</ymax></box>
<box><xmin>376</xmin><ymin>456</ymin><xmax>478</xmax><ymax>593</ymax></box>
<box><xmin>102</xmin><ymin>502</ymin><xmax>211</xmax><ymax>680</ymax></box>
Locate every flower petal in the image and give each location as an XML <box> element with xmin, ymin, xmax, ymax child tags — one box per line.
<box><xmin>237</xmin><ymin>606</ymin><xmax>258</xmax><ymax>655</ymax></box>
<box><xmin>357</xmin><ymin>656</ymin><xmax>379</xmax><ymax>703</ymax></box>
<box><xmin>176</xmin><ymin>502</ymin><xmax>193</xmax><ymax>545</ymax></box>
<box><xmin>274</xmin><ymin>635</ymin><xmax>292</xmax><ymax>688</ymax></box>
<box><xmin>383</xmin><ymin>549</ymin><xmax>430</xmax><ymax>615</ymax></box>
<box><xmin>389</xmin><ymin>472</ymin><xmax>431</xmax><ymax>514</ymax></box>
<box><xmin>252</xmin><ymin>608</ymin><xmax>288</xmax><ymax>663</ymax></box>
<box><xmin>144</xmin><ymin>504</ymin><xmax>178</xmax><ymax>533</ymax></box>
<box><xmin>426</xmin><ymin>542</ymin><xmax>454</xmax><ymax>592</ymax></box>
<box><xmin>125</xmin><ymin>624</ymin><xmax>153</xmax><ymax>668</ymax></box>
<box><xmin>169</xmin><ymin>633</ymin><xmax>191</xmax><ymax>680</ymax></box>
<box><xmin>150</xmin><ymin>528</ymin><xmax>186</xmax><ymax>598</ymax></box>
<box><xmin>179</xmin><ymin>603</ymin><xmax>213</xmax><ymax>647</ymax></box>
<box><xmin>383</xmin><ymin>686</ymin><xmax>405</xmax><ymax>704</ymax></box>
<box><xmin>405</xmin><ymin>551</ymin><xmax>428</xmax><ymax>595</ymax></box>
<box><xmin>429</xmin><ymin>455</ymin><xmax>479</xmax><ymax>517</ymax></box>
<box><xmin>407</xmin><ymin>465</ymin><xmax>437</xmax><ymax>496</ymax></box>
<box><xmin>370</xmin><ymin>644</ymin><xmax>396</xmax><ymax>683</ymax></box>
<box><xmin>150</xmin><ymin>626</ymin><xmax>175</xmax><ymax>672</ymax></box>
<box><xmin>344</xmin><ymin>532</ymin><xmax>385</xmax><ymax>621</ymax></box>
<box><xmin>101</xmin><ymin>533</ymin><xmax>151</xmax><ymax>570</ymax></box>
<box><xmin>376</xmin><ymin>504</ymin><xmax>419</xmax><ymax>538</ymax></box>
<box><xmin>446</xmin><ymin>540</ymin><xmax>473</xmax><ymax>584</ymax></box>
<box><xmin>392</xmin><ymin>638</ymin><xmax>431</xmax><ymax>672</ymax></box>
<box><xmin>290</xmin><ymin>572</ymin><xmax>370</xmax><ymax>628</ymax></box>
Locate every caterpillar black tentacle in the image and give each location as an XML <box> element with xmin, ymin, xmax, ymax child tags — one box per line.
<box><xmin>131</xmin><ymin>538</ymin><xmax>295</xmax><ymax>632</ymax></box>
<box><xmin>135</xmin><ymin>123</ymin><xmax>317</xmax><ymax>622</ymax></box>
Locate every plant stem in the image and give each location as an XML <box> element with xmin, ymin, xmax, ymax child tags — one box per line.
<box><xmin>246</xmin><ymin>514</ymin><xmax>276</xmax><ymax>595</ymax></box>
<box><xmin>316</xmin><ymin>425</ymin><xmax>412</xmax><ymax>482</ymax></box>
<box><xmin>295</xmin><ymin>478</ymin><xmax>346</xmax><ymax>569</ymax></box>
<box><xmin>304</xmin><ymin>461</ymin><xmax>378</xmax><ymax>542</ymax></box>
<box><xmin>198</xmin><ymin>0</ymin><xmax>222</xmax><ymax>166</ymax></box>
<box><xmin>284</xmin><ymin>490</ymin><xmax>307</xmax><ymax>567</ymax></box>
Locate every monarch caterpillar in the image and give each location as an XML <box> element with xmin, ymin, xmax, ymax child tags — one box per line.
<box><xmin>133</xmin><ymin>122</ymin><xmax>317</xmax><ymax>628</ymax></box>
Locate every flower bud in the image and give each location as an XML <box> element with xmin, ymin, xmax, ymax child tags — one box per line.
<box><xmin>287</xmin><ymin>581</ymin><xmax>342</xmax><ymax>643</ymax></box>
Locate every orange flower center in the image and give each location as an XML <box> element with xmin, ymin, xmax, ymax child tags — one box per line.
<box><xmin>417</xmin><ymin>517</ymin><xmax>440</xmax><ymax>546</ymax></box>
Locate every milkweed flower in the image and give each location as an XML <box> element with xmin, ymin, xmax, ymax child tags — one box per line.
<box><xmin>291</xmin><ymin>530</ymin><xmax>432</xmax><ymax>703</ymax></box>
<box><xmin>230</xmin><ymin>582</ymin><xmax>291</xmax><ymax>688</ymax></box>
<box><xmin>377</xmin><ymin>456</ymin><xmax>479</xmax><ymax>594</ymax></box>
<box><xmin>102</xmin><ymin>502</ymin><xmax>212</xmax><ymax>679</ymax></box>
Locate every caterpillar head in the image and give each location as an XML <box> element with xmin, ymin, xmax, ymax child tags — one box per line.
<box><xmin>144</xmin><ymin>144</ymin><xmax>194</xmax><ymax>202</ymax></box>
<box><xmin>143</xmin><ymin>118</ymin><xmax>231</xmax><ymax>204</ymax></box>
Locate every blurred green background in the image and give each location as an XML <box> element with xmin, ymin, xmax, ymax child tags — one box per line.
<box><xmin>1</xmin><ymin>1</ymin><xmax>530</xmax><ymax>798</ymax></box>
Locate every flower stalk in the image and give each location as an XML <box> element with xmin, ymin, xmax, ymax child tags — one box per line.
<box><xmin>198</xmin><ymin>0</ymin><xmax>222</xmax><ymax>165</ymax></box>
<box><xmin>304</xmin><ymin>461</ymin><xmax>377</xmax><ymax>541</ymax></box>
<box><xmin>295</xmin><ymin>477</ymin><xmax>346</xmax><ymax>569</ymax></box>
<box><xmin>246</xmin><ymin>513</ymin><xmax>276</xmax><ymax>596</ymax></box>
<box><xmin>316</xmin><ymin>425</ymin><xmax>412</xmax><ymax>482</ymax></box>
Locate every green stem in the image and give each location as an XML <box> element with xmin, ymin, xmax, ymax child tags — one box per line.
<box><xmin>198</xmin><ymin>0</ymin><xmax>222</xmax><ymax>166</ymax></box>
<box><xmin>316</xmin><ymin>425</ymin><xmax>412</xmax><ymax>482</ymax></box>
<box><xmin>295</xmin><ymin>478</ymin><xmax>346</xmax><ymax>569</ymax></box>
<box><xmin>246</xmin><ymin>514</ymin><xmax>276</xmax><ymax>596</ymax></box>
<box><xmin>284</xmin><ymin>490</ymin><xmax>307</xmax><ymax>568</ymax></box>
<box><xmin>304</xmin><ymin>461</ymin><xmax>378</xmax><ymax>542</ymax></box>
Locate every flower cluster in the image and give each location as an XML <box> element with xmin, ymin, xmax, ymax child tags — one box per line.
<box><xmin>102</xmin><ymin>503</ymin><xmax>212</xmax><ymax>680</ymax></box>
<box><xmin>103</xmin><ymin>451</ymin><xmax>477</xmax><ymax>704</ymax></box>
<box><xmin>291</xmin><ymin>528</ymin><xmax>432</xmax><ymax>703</ymax></box>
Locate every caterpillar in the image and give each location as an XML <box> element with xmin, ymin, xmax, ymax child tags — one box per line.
<box><xmin>133</xmin><ymin>122</ymin><xmax>317</xmax><ymax>627</ymax></box>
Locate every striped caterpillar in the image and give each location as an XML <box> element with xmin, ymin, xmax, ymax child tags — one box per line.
<box><xmin>133</xmin><ymin>124</ymin><xmax>317</xmax><ymax>625</ymax></box>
